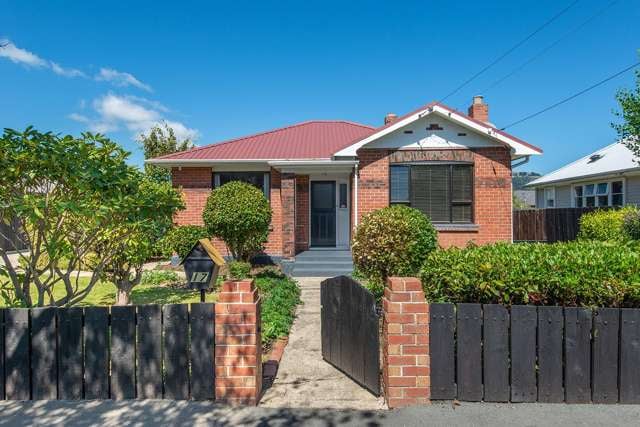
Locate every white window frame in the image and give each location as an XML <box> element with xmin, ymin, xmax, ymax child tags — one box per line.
<box><xmin>571</xmin><ymin>179</ymin><xmax>625</xmax><ymax>208</ymax></box>
<box><xmin>544</xmin><ymin>187</ymin><xmax>556</xmax><ymax>208</ymax></box>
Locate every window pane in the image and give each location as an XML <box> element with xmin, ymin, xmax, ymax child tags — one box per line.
<box><xmin>452</xmin><ymin>204</ymin><xmax>472</xmax><ymax>223</ymax></box>
<box><xmin>411</xmin><ymin>165</ymin><xmax>450</xmax><ymax>222</ymax></box>
<box><xmin>612</xmin><ymin>194</ymin><xmax>623</xmax><ymax>206</ymax></box>
<box><xmin>597</xmin><ymin>195</ymin><xmax>609</xmax><ymax>206</ymax></box>
<box><xmin>586</xmin><ymin>196</ymin><xmax>595</xmax><ymax>207</ymax></box>
<box><xmin>390</xmin><ymin>166</ymin><xmax>410</xmax><ymax>202</ymax></box>
<box><xmin>574</xmin><ymin>186</ymin><xmax>583</xmax><ymax>197</ymax></box>
<box><xmin>584</xmin><ymin>184</ymin><xmax>595</xmax><ymax>196</ymax></box>
<box><xmin>575</xmin><ymin>197</ymin><xmax>583</xmax><ymax>207</ymax></box>
<box><xmin>612</xmin><ymin>181</ymin><xmax>623</xmax><ymax>194</ymax></box>
<box><xmin>339</xmin><ymin>183</ymin><xmax>348</xmax><ymax>208</ymax></box>
<box><xmin>451</xmin><ymin>165</ymin><xmax>472</xmax><ymax>202</ymax></box>
<box><xmin>596</xmin><ymin>183</ymin><xmax>608</xmax><ymax>195</ymax></box>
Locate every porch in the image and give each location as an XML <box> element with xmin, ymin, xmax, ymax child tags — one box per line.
<box><xmin>289</xmin><ymin>249</ymin><xmax>353</xmax><ymax>278</ymax></box>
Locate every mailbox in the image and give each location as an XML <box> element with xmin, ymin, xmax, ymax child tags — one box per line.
<box><xmin>181</xmin><ymin>239</ymin><xmax>225</xmax><ymax>292</ymax></box>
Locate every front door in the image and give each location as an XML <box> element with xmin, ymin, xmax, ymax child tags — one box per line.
<box><xmin>311</xmin><ymin>181</ymin><xmax>336</xmax><ymax>247</ymax></box>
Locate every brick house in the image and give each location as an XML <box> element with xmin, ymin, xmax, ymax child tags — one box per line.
<box><xmin>148</xmin><ymin>97</ymin><xmax>542</xmax><ymax>264</ymax></box>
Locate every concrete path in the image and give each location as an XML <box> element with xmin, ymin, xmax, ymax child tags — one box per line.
<box><xmin>260</xmin><ymin>277</ymin><xmax>385</xmax><ymax>410</ymax></box>
<box><xmin>2</xmin><ymin>400</ymin><xmax>640</xmax><ymax>426</ymax></box>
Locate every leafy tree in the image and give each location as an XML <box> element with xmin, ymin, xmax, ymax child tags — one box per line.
<box><xmin>139</xmin><ymin>122</ymin><xmax>193</xmax><ymax>182</ymax></box>
<box><xmin>0</xmin><ymin>127</ymin><xmax>177</xmax><ymax>307</ymax></box>
<box><xmin>613</xmin><ymin>70</ymin><xmax>640</xmax><ymax>163</ymax></box>
<box><xmin>203</xmin><ymin>181</ymin><xmax>272</xmax><ymax>261</ymax></box>
<box><xmin>103</xmin><ymin>175</ymin><xmax>183</xmax><ymax>305</ymax></box>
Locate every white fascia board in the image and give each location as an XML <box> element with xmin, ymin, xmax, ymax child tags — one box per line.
<box><xmin>333</xmin><ymin>105</ymin><xmax>541</xmax><ymax>157</ymax></box>
<box><xmin>527</xmin><ymin>168</ymin><xmax>640</xmax><ymax>188</ymax></box>
<box><xmin>268</xmin><ymin>159</ymin><xmax>358</xmax><ymax>174</ymax></box>
<box><xmin>267</xmin><ymin>160</ymin><xmax>357</xmax><ymax>167</ymax></box>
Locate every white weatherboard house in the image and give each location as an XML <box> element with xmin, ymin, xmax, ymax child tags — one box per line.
<box><xmin>528</xmin><ymin>141</ymin><xmax>640</xmax><ymax>208</ymax></box>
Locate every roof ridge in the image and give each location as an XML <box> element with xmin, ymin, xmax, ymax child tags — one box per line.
<box><xmin>154</xmin><ymin>120</ymin><xmax>374</xmax><ymax>160</ymax></box>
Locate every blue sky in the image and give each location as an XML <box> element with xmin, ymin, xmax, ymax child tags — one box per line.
<box><xmin>1</xmin><ymin>0</ymin><xmax>638</xmax><ymax>173</ymax></box>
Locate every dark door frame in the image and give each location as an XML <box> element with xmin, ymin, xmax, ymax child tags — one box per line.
<box><xmin>310</xmin><ymin>180</ymin><xmax>337</xmax><ymax>247</ymax></box>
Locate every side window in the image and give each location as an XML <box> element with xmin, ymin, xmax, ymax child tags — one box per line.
<box><xmin>544</xmin><ymin>187</ymin><xmax>555</xmax><ymax>208</ymax></box>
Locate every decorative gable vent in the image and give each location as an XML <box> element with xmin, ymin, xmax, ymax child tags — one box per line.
<box><xmin>427</xmin><ymin>124</ymin><xmax>444</xmax><ymax>131</ymax></box>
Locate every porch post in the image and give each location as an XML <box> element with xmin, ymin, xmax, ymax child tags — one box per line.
<box><xmin>280</xmin><ymin>173</ymin><xmax>296</xmax><ymax>259</ymax></box>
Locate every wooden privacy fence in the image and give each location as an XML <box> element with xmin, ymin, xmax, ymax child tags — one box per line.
<box><xmin>429</xmin><ymin>303</ymin><xmax>640</xmax><ymax>404</ymax></box>
<box><xmin>513</xmin><ymin>207</ymin><xmax>600</xmax><ymax>242</ymax></box>
<box><xmin>0</xmin><ymin>303</ymin><xmax>215</xmax><ymax>401</ymax></box>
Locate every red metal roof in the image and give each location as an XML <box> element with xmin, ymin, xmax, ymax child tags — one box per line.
<box><xmin>153</xmin><ymin>120</ymin><xmax>375</xmax><ymax>161</ymax></box>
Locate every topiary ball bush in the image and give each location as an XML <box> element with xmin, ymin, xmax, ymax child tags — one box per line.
<box><xmin>203</xmin><ymin>181</ymin><xmax>272</xmax><ymax>261</ymax></box>
<box><xmin>352</xmin><ymin>205</ymin><xmax>438</xmax><ymax>282</ymax></box>
<box><xmin>157</xmin><ymin>225</ymin><xmax>210</xmax><ymax>259</ymax></box>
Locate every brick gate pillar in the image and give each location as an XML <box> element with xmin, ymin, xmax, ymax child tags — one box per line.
<box><xmin>280</xmin><ymin>173</ymin><xmax>296</xmax><ymax>259</ymax></box>
<box><xmin>215</xmin><ymin>279</ymin><xmax>262</xmax><ymax>405</ymax></box>
<box><xmin>382</xmin><ymin>277</ymin><xmax>430</xmax><ymax>408</ymax></box>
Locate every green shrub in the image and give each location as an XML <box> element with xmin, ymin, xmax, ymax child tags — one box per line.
<box><xmin>203</xmin><ymin>181</ymin><xmax>272</xmax><ymax>261</ymax></box>
<box><xmin>352</xmin><ymin>205</ymin><xmax>438</xmax><ymax>282</ymax></box>
<box><xmin>157</xmin><ymin>225</ymin><xmax>209</xmax><ymax>259</ymax></box>
<box><xmin>140</xmin><ymin>270</ymin><xmax>181</xmax><ymax>287</ymax></box>
<box><xmin>623</xmin><ymin>208</ymin><xmax>640</xmax><ymax>240</ymax></box>
<box><xmin>578</xmin><ymin>207</ymin><xmax>637</xmax><ymax>242</ymax></box>
<box><xmin>227</xmin><ymin>261</ymin><xmax>251</xmax><ymax>280</ymax></box>
<box><xmin>420</xmin><ymin>241</ymin><xmax>640</xmax><ymax>307</ymax></box>
<box><xmin>254</xmin><ymin>269</ymin><xmax>301</xmax><ymax>345</ymax></box>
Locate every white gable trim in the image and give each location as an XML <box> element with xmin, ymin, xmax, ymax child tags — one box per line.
<box><xmin>333</xmin><ymin>105</ymin><xmax>541</xmax><ymax>158</ymax></box>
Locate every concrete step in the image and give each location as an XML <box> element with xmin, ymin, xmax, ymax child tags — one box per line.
<box><xmin>294</xmin><ymin>260</ymin><xmax>353</xmax><ymax>268</ymax></box>
<box><xmin>291</xmin><ymin>267</ymin><xmax>353</xmax><ymax>277</ymax></box>
<box><xmin>295</xmin><ymin>251</ymin><xmax>352</xmax><ymax>260</ymax></box>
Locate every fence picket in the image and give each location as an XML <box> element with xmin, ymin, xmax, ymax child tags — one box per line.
<box><xmin>137</xmin><ymin>305</ymin><xmax>162</xmax><ymax>399</ymax></box>
<box><xmin>510</xmin><ymin>305</ymin><xmax>537</xmax><ymax>402</ymax></box>
<box><xmin>592</xmin><ymin>308</ymin><xmax>620</xmax><ymax>403</ymax></box>
<box><xmin>429</xmin><ymin>304</ymin><xmax>456</xmax><ymax>400</ymax></box>
<box><xmin>483</xmin><ymin>304</ymin><xmax>509</xmax><ymax>402</ymax></box>
<box><xmin>537</xmin><ymin>306</ymin><xmax>564</xmax><ymax>402</ymax></box>
<box><xmin>84</xmin><ymin>307</ymin><xmax>109</xmax><ymax>399</ymax></box>
<box><xmin>111</xmin><ymin>306</ymin><xmax>136</xmax><ymax>399</ymax></box>
<box><xmin>456</xmin><ymin>304</ymin><xmax>483</xmax><ymax>401</ymax></box>
<box><xmin>163</xmin><ymin>304</ymin><xmax>190</xmax><ymax>399</ymax></box>
<box><xmin>190</xmin><ymin>303</ymin><xmax>215</xmax><ymax>400</ymax></box>
<box><xmin>4</xmin><ymin>308</ymin><xmax>30</xmax><ymax>400</ymax></box>
<box><xmin>564</xmin><ymin>307</ymin><xmax>592</xmax><ymax>403</ymax></box>
<box><xmin>58</xmin><ymin>307</ymin><xmax>83</xmax><ymax>400</ymax></box>
<box><xmin>620</xmin><ymin>308</ymin><xmax>640</xmax><ymax>403</ymax></box>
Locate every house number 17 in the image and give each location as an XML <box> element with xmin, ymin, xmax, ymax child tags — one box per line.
<box><xmin>190</xmin><ymin>272</ymin><xmax>210</xmax><ymax>283</ymax></box>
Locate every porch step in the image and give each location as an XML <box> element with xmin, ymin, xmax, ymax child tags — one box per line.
<box><xmin>291</xmin><ymin>250</ymin><xmax>354</xmax><ymax>277</ymax></box>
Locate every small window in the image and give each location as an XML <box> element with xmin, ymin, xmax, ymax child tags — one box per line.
<box><xmin>214</xmin><ymin>172</ymin><xmax>270</xmax><ymax>199</ymax></box>
<box><xmin>544</xmin><ymin>188</ymin><xmax>555</xmax><ymax>208</ymax></box>
<box><xmin>574</xmin><ymin>186</ymin><xmax>583</xmax><ymax>208</ymax></box>
<box><xmin>339</xmin><ymin>183</ymin><xmax>348</xmax><ymax>208</ymax></box>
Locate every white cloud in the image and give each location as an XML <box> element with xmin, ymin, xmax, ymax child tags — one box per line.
<box><xmin>51</xmin><ymin>62</ymin><xmax>86</xmax><ymax>78</ymax></box>
<box><xmin>95</xmin><ymin>68</ymin><xmax>152</xmax><ymax>92</ymax></box>
<box><xmin>0</xmin><ymin>39</ymin><xmax>47</xmax><ymax>67</ymax></box>
<box><xmin>70</xmin><ymin>93</ymin><xmax>198</xmax><ymax>142</ymax></box>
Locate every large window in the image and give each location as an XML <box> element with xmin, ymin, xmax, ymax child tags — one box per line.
<box><xmin>390</xmin><ymin>164</ymin><xmax>473</xmax><ymax>223</ymax></box>
<box><xmin>573</xmin><ymin>180</ymin><xmax>623</xmax><ymax>207</ymax></box>
<box><xmin>213</xmin><ymin>172</ymin><xmax>270</xmax><ymax>199</ymax></box>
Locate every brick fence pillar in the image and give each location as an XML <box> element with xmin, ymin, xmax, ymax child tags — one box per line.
<box><xmin>382</xmin><ymin>277</ymin><xmax>430</xmax><ymax>408</ymax></box>
<box><xmin>215</xmin><ymin>279</ymin><xmax>262</xmax><ymax>405</ymax></box>
<box><xmin>280</xmin><ymin>173</ymin><xmax>296</xmax><ymax>259</ymax></box>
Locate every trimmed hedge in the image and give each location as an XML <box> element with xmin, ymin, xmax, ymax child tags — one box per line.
<box><xmin>157</xmin><ymin>225</ymin><xmax>210</xmax><ymax>259</ymax></box>
<box><xmin>420</xmin><ymin>241</ymin><xmax>640</xmax><ymax>307</ymax></box>
<box><xmin>578</xmin><ymin>207</ymin><xmax>638</xmax><ymax>242</ymax></box>
<box><xmin>352</xmin><ymin>205</ymin><xmax>438</xmax><ymax>282</ymax></box>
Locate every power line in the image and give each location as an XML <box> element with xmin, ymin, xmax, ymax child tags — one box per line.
<box><xmin>438</xmin><ymin>0</ymin><xmax>581</xmax><ymax>104</ymax></box>
<box><xmin>501</xmin><ymin>61</ymin><xmax>640</xmax><ymax>130</ymax></box>
<box><xmin>484</xmin><ymin>0</ymin><xmax>620</xmax><ymax>92</ymax></box>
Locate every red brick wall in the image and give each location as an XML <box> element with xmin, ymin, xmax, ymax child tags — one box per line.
<box><xmin>281</xmin><ymin>173</ymin><xmax>296</xmax><ymax>259</ymax></box>
<box><xmin>172</xmin><ymin>167</ymin><xmax>284</xmax><ymax>257</ymax></box>
<box><xmin>355</xmin><ymin>147</ymin><xmax>512</xmax><ymax>247</ymax></box>
<box><xmin>295</xmin><ymin>175</ymin><xmax>310</xmax><ymax>253</ymax></box>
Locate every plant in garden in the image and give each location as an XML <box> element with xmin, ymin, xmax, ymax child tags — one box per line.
<box><xmin>623</xmin><ymin>208</ymin><xmax>640</xmax><ymax>241</ymax></box>
<box><xmin>578</xmin><ymin>207</ymin><xmax>638</xmax><ymax>242</ymax></box>
<box><xmin>420</xmin><ymin>241</ymin><xmax>640</xmax><ymax>307</ymax></box>
<box><xmin>139</xmin><ymin>122</ymin><xmax>193</xmax><ymax>183</ymax></box>
<box><xmin>227</xmin><ymin>261</ymin><xmax>251</xmax><ymax>280</ymax></box>
<box><xmin>0</xmin><ymin>127</ymin><xmax>163</xmax><ymax>307</ymax></box>
<box><xmin>102</xmin><ymin>176</ymin><xmax>184</xmax><ymax>305</ymax></box>
<box><xmin>202</xmin><ymin>181</ymin><xmax>271</xmax><ymax>261</ymax></box>
<box><xmin>139</xmin><ymin>270</ymin><xmax>181</xmax><ymax>287</ymax></box>
<box><xmin>351</xmin><ymin>205</ymin><xmax>438</xmax><ymax>283</ymax></box>
<box><xmin>157</xmin><ymin>225</ymin><xmax>210</xmax><ymax>259</ymax></box>
<box><xmin>254</xmin><ymin>269</ymin><xmax>301</xmax><ymax>345</ymax></box>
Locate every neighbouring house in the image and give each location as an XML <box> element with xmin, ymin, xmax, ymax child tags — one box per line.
<box><xmin>147</xmin><ymin>96</ymin><xmax>542</xmax><ymax>264</ymax></box>
<box><xmin>514</xmin><ymin>190</ymin><xmax>536</xmax><ymax>209</ymax></box>
<box><xmin>527</xmin><ymin>141</ymin><xmax>640</xmax><ymax>209</ymax></box>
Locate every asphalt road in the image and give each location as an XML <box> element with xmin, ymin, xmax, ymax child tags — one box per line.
<box><xmin>1</xmin><ymin>400</ymin><xmax>639</xmax><ymax>426</ymax></box>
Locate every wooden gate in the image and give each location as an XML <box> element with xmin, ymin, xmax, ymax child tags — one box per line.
<box><xmin>320</xmin><ymin>276</ymin><xmax>380</xmax><ymax>395</ymax></box>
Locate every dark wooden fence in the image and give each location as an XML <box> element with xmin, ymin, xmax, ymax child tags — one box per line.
<box><xmin>0</xmin><ymin>303</ymin><xmax>215</xmax><ymax>400</ymax></box>
<box><xmin>513</xmin><ymin>207</ymin><xmax>601</xmax><ymax>242</ymax></box>
<box><xmin>430</xmin><ymin>303</ymin><xmax>640</xmax><ymax>404</ymax></box>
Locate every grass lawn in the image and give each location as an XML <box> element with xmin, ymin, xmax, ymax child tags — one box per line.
<box><xmin>0</xmin><ymin>274</ymin><xmax>217</xmax><ymax>307</ymax></box>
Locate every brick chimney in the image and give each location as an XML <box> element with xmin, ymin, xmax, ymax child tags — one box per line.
<box><xmin>468</xmin><ymin>95</ymin><xmax>489</xmax><ymax>122</ymax></box>
<box><xmin>384</xmin><ymin>113</ymin><xmax>398</xmax><ymax>125</ymax></box>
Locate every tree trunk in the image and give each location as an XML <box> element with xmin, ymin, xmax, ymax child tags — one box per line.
<box><xmin>115</xmin><ymin>287</ymin><xmax>132</xmax><ymax>305</ymax></box>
